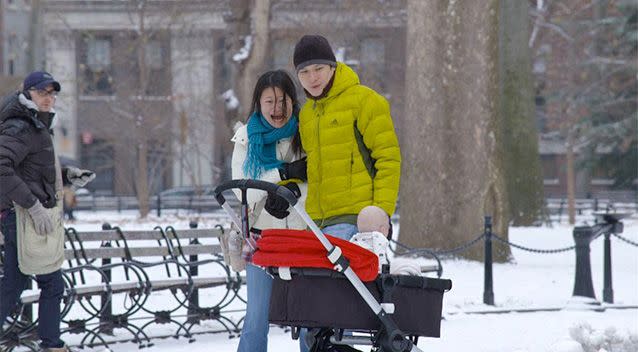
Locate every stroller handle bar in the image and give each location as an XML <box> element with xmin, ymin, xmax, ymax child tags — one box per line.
<box><xmin>213</xmin><ymin>179</ymin><xmax>299</xmax><ymax>207</ymax></box>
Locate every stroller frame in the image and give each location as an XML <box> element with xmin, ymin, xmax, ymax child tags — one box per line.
<box><xmin>214</xmin><ymin>179</ymin><xmax>426</xmax><ymax>352</ymax></box>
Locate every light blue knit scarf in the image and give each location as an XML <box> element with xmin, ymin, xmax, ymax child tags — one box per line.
<box><xmin>244</xmin><ymin>112</ymin><xmax>298</xmax><ymax>179</ymax></box>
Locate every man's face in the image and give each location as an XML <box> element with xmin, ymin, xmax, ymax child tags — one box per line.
<box><xmin>29</xmin><ymin>84</ymin><xmax>57</xmax><ymax>112</ymax></box>
<box><xmin>297</xmin><ymin>64</ymin><xmax>335</xmax><ymax>97</ymax></box>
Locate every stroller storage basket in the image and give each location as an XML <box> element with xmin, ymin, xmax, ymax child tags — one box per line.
<box><xmin>268</xmin><ymin>268</ymin><xmax>452</xmax><ymax>337</ymax></box>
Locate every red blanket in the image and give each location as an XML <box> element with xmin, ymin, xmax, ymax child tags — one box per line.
<box><xmin>252</xmin><ymin>229</ymin><xmax>379</xmax><ymax>282</ymax></box>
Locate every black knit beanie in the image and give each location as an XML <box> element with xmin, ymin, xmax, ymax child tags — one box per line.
<box><xmin>293</xmin><ymin>35</ymin><xmax>337</xmax><ymax>71</ymax></box>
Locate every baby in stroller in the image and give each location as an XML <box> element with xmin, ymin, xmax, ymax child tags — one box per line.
<box><xmin>352</xmin><ymin>206</ymin><xmax>421</xmax><ymax>277</ymax></box>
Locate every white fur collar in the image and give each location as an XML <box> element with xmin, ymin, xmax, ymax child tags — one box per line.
<box><xmin>231</xmin><ymin>123</ymin><xmax>248</xmax><ymax>145</ymax></box>
<box><xmin>18</xmin><ymin>93</ymin><xmax>57</xmax><ymax>129</ymax></box>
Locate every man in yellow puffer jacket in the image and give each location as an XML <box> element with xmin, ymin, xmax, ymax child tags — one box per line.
<box><xmin>293</xmin><ymin>34</ymin><xmax>401</xmax><ymax>238</ymax></box>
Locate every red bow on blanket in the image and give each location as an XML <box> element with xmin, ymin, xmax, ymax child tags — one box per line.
<box><xmin>252</xmin><ymin>229</ymin><xmax>379</xmax><ymax>282</ymax></box>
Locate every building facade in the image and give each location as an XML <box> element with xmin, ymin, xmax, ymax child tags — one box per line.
<box><xmin>36</xmin><ymin>0</ymin><xmax>632</xmax><ymax>198</ymax></box>
<box><xmin>42</xmin><ymin>0</ymin><xmax>227</xmax><ymax>195</ymax></box>
<box><xmin>1</xmin><ymin>0</ymin><xmax>33</xmax><ymax>77</ymax></box>
<box><xmin>40</xmin><ymin>0</ymin><xmax>407</xmax><ymax>196</ymax></box>
<box><xmin>0</xmin><ymin>0</ymin><xmax>38</xmax><ymax>94</ymax></box>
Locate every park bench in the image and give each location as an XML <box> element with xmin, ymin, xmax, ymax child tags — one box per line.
<box><xmin>0</xmin><ymin>223</ymin><xmax>244</xmax><ymax>349</ymax></box>
<box><xmin>0</xmin><ymin>221</ymin><xmax>443</xmax><ymax>350</ymax></box>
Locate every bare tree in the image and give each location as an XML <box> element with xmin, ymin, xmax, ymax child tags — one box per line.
<box><xmin>530</xmin><ymin>0</ymin><xmax>637</xmax><ymax>224</ymax></box>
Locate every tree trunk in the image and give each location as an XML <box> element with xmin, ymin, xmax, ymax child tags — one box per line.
<box><xmin>28</xmin><ymin>0</ymin><xmax>42</xmax><ymax>71</ymax></box>
<box><xmin>499</xmin><ymin>0</ymin><xmax>544</xmax><ymax>226</ymax></box>
<box><xmin>226</xmin><ymin>0</ymin><xmax>252</xmax><ymax>119</ymax></box>
<box><xmin>135</xmin><ymin>2</ymin><xmax>150</xmax><ymax>218</ymax></box>
<box><xmin>402</xmin><ymin>0</ymin><xmax>509</xmax><ymax>261</ymax></box>
<box><xmin>566</xmin><ymin>129</ymin><xmax>576</xmax><ymax>225</ymax></box>
<box><xmin>237</xmin><ymin>0</ymin><xmax>270</xmax><ymax>115</ymax></box>
<box><xmin>137</xmin><ymin>141</ymin><xmax>150</xmax><ymax>217</ymax></box>
<box><xmin>564</xmin><ymin>12</ymin><xmax>579</xmax><ymax>226</ymax></box>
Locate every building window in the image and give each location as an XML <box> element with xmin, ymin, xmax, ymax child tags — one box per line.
<box><xmin>142</xmin><ymin>40</ymin><xmax>169</xmax><ymax>96</ymax></box>
<box><xmin>87</xmin><ymin>39</ymin><xmax>110</xmax><ymax>70</ymax></box>
<box><xmin>360</xmin><ymin>38</ymin><xmax>386</xmax><ymax>92</ymax></box>
<box><xmin>591</xmin><ymin>163</ymin><xmax>614</xmax><ymax>186</ymax></box>
<box><xmin>146</xmin><ymin>141</ymin><xmax>169</xmax><ymax>195</ymax></box>
<box><xmin>80</xmin><ymin>139</ymin><xmax>114</xmax><ymax>192</ymax></box>
<box><xmin>81</xmin><ymin>36</ymin><xmax>114</xmax><ymax>95</ymax></box>
<box><xmin>541</xmin><ymin>155</ymin><xmax>559</xmax><ymax>185</ymax></box>
<box><xmin>145</xmin><ymin>40</ymin><xmax>163</xmax><ymax>70</ymax></box>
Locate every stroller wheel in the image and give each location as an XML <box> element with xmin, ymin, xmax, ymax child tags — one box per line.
<box><xmin>308</xmin><ymin>328</ymin><xmax>364</xmax><ymax>352</ymax></box>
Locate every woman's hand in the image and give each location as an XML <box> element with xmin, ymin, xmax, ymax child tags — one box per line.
<box><xmin>264</xmin><ymin>183</ymin><xmax>301</xmax><ymax>219</ymax></box>
<box><xmin>279</xmin><ymin>157</ymin><xmax>307</xmax><ymax>182</ymax></box>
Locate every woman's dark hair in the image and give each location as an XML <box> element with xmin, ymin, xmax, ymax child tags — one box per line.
<box><xmin>248</xmin><ymin>69</ymin><xmax>303</xmax><ymax>156</ymax></box>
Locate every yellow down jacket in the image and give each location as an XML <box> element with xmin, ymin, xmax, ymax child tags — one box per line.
<box><xmin>299</xmin><ymin>62</ymin><xmax>401</xmax><ymax>226</ymax></box>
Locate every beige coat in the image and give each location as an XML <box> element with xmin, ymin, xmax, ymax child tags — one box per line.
<box><xmin>15</xmin><ymin>151</ymin><xmax>65</xmax><ymax>275</ymax></box>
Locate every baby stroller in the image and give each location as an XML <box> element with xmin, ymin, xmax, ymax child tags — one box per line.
<box><xmin>214</xmin><ymin>180</ymin><xmax>452</xmax><ymax>352</ymax></box>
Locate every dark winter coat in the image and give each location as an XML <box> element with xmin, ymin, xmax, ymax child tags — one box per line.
<box><xmin>0</xmin><ymin>92</ymin><xmax>61</xmax><ymax>211</ymax></box>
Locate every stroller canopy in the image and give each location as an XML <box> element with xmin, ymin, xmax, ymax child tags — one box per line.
<box><xmin>253</xmin><ymin>229</ymin><xmax>379</xmax><ymax>282</ymax></box>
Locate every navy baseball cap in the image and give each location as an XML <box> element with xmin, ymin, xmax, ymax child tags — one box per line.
<box><xmin>23</xmin><ymin>71</ymin><xmax>61</xmax><ymax>92</ymax></box>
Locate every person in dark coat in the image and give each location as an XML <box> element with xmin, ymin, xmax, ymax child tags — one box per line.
<box><xmin>0</xmin><ymin>71</ymin><xmax>95</xmax><ymax>352</ymax></box>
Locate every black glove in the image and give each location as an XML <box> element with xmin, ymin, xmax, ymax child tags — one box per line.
<box><xmin>264</xmin><ymin>183</ymin><xmax>301</xmax><ymax>219</ymax></box>
<box><xmin>279</xmin><ymin>157</ymin><xmax>307</xmax><ymax>182</ymax></box>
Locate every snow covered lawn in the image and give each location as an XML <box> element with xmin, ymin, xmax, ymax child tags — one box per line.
<box><xmin>41</xmin><ymin>211</ymin><xmax>638</xmax><ymax>351</ymax></box>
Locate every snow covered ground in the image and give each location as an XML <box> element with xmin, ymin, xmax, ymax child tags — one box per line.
<box><xmin>15</xmin><ymin>210</ymin><xmax>638</xmax><ymax>351</ymax></box>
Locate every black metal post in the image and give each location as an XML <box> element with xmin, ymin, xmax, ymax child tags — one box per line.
<box><xmin>483</xmin><ymin>216</ymin><xmax>494</xmax><ymax>306</ymax></box>
<box><xmin>22</xmin><ymin>279</ymin><xmax>33</xmax><ymax>324</ymax></box>
<box><xmin>603</xmin><ymin>232</ymin><xmax>613</xmax><ymax>303</ymax></box>
<box><xmin>572</xmin><ymin>226</ymin><xmax>596</xmax><ymax>299</ymax></box>
<box><xmin>100</xmin><ymin>222</ymin><xmax>113</xmax><ymax>334</ymax></box>
<box><xmin>156</xmin><ymin>195</ymin><xmax>161</xmax><ymax>217</ymax></box>
<box><xmin>187</xmin><ymin>221</ymin><xmax>199</xmax><ymax>324</ymax></box>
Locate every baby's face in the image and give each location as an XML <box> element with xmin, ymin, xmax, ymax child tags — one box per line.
<box><xmin>357</xmin><ymin>219</ymin><xmax>389</xmax><ymax>236</ymax></box>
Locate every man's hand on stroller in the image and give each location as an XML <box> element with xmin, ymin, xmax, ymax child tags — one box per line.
<box><xmin>279</xmin><ymin>157</ymin><xmax>307</xmax><ymax>182</ymax></box>
<box><xmin>264</xmin><ymin>182</ymin><xmax>301</xmax><ymax>219</ymax></box>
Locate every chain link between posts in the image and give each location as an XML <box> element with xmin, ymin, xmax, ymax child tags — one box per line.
<box><xmin>612</xmin><ymin>233</ymin><xmax>638</xmax><ymax>247</ymax></box>
<box><xmin>392</xmin><ymin>233</ymin><xmax>485</xmax><ymax>257</ymax></box>
<box><xmin>392</xmin><ymin>228</ymin><xmax>637</xmax><ymax>257</ymax></box>
<box><xmin>490</xmin><ymin>233</ymin><xmax>576</xmax><ymax>254</ymax></box>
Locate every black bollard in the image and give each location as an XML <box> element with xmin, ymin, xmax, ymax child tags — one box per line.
<box><xmin>603</xmin><ymin>232</ymin><xmax>613</xmax><ymax>303</ymax></box>
<box><xmin>22</xmin><ymin>280</ymin><xmax>33</xmax><ymax>324</ymax></box>
<box><xmin>188</xmin><ymin>220</ymin><xmax>200</xmax><ymax>324</ymax></box>
<box><xmin>483</xmin><ymin>216</ymin><xmax>495</xmax><ymax>306</ymax></box>
<box><xmin>100</xmin><ymin>223</ymin><xmax>113</xmax><ymax>334</ymax></box>
<box><xmin>600</xmin><ymin>218</ymin><xmax>623</xmax><ymax>304</ymax></box>
<box><xmin>572</xmin><ymin>226</ymin><xmax>596</xmax><ymax>299</ymax></box>
<box><xmin>157</xmin><ymin>195</ymin><xmax>161</xmax><ymax>217</ymax></box>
